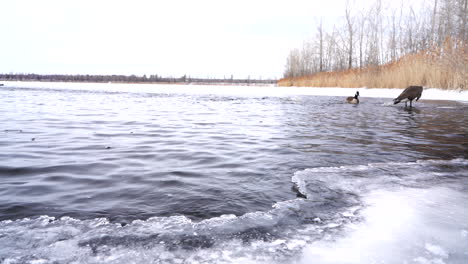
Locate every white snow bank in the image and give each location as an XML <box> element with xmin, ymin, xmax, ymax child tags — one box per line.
<box><xmin>2</xmin><ymin>81</ymin><xmax>468</xmax><ymax>101</ymax></box>
<box><xmin>277</xmin><ymin>86</ymin><xmax>468</xmax><ymax>101</ymax></box>
<box><xmin>300</xmin><ymin>187</ymin><xmax>468</xmax><ymax>264</ymax></box>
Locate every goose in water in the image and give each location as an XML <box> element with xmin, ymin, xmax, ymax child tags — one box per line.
<box><xmin>393</xmin><ymin>85</ymin><xmax>423</xmax><ymax>108</ymax></box>
<box><xmin>346</xmin><ymin>91</ymin><xmax>359</xmax><ymax>104</ymax></box>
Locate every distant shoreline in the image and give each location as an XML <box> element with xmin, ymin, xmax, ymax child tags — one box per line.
<box><xmin>0</xmin><ymin>73</ymin><xmax>277</xmax><ymax>86</ymax></box>
<box><xmin>0</xmin><ymin>80</ymin><xmax>276</xmax><ymax>87</ymax></box>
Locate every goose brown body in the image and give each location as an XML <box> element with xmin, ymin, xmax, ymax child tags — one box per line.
<box><xmin>393</xmin><ymin>86</ymin><xmax>423</xmax><ymax>108</ymax></box>
<box><xmin>346</xmin><ymin>91</ymin><xmax>359</xmax><ymax>104</ymax></box>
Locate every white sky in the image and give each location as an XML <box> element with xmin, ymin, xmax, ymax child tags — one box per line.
<box><xmin>0</xmin><ymin>0</ymin><xmax>425</xmax><ymax>79</ymax></box>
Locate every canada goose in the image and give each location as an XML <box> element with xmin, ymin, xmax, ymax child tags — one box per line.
<box><xmin>393</xmin><ymin>86</ymin><xmax>423</xmax><ymax>108</ymax></box>
<box><xmin>346</xmin><ymin>91</ymin><xmax>359</xmax><ymax>104</ymax></box>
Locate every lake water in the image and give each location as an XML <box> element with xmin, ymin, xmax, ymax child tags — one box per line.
<box><xmin>1</xmin><ymin>83</ymin><xmax>467</xmax><ymax>263</ymax></box>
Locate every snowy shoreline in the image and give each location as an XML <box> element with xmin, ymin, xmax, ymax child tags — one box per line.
<box><xmin>2</xmin><ymin>81</ymin><xmax>468</xmax><ymax>102</ymax></box>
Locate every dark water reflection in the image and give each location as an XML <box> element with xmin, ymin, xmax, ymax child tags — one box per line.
<box><xmin>0</xmin><ymin>86</ymin><xmax>467</xmax><ymax>223</ymax></box>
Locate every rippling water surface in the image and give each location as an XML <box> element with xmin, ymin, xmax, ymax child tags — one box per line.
<box><xmin>0</xmin><ymin>83</ymin><xmax>467</xmax><ymax>263</ymax></box>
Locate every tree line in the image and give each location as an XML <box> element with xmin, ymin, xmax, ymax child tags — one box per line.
<box><xmin>284</xmin><ymin>0</ymin><xmax>467</xmax><ymax>78</ymax></box>
<box><xmin>0</xmin><ymin>73</ymin><xmax>276</xmax><ymax>85</ymax></box>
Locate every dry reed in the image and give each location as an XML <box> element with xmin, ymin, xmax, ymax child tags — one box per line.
<box><xmin>278</xmin><ymin>39</ymin><xmax>467</xmax><ymax>90</ymax></box>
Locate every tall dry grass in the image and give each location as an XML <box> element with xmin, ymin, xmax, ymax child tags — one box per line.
<box><xmin>278</xmin><ymin>39</ymin><xmax>467</xmax><ymax>90</ymax></box>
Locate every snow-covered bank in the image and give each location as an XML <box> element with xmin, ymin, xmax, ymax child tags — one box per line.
<box><xmin>2</xmin><ymin>81</ymin><xmax>468</xmax><ymax>101</ymax></box>
<box><xmin>300</xmin><ymin>187</ymin><xmax>468</xmax><ymax>264</ymax></box>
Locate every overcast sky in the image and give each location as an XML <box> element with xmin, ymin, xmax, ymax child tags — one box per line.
<box><xmin>0</xmin><ymin>0</ymin><xmax>424</xmax><ymax>79</ymax></box>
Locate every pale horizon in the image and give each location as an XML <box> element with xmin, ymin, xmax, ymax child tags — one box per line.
<box><xmin>1</xmin><ymin>0</ymin><xmax>425</xmax><ymax>79</ymax></box>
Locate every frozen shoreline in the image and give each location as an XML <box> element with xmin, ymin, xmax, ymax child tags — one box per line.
<box><xmin>2</xmin><ymin>81</ymin><xmax>468</xmax><ymax>101</ymax></box>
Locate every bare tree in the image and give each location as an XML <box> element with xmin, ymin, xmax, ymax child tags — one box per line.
<box><xmin>431</xmin><ymin>0</ymin><xmax>439</xmax><ymax>45</ymax></box>
<box><xmin>345</xmin><ymin>0</ymin><xmax>355</xmax><ymax>69</ymax></box>
<box><xmin>283</xmin><ymin>0</ymin><xmax>466</xmax><ymax>79</ymax></box>
<box><xmin>388</xmin><ymin>7</ymin><xmax>399</xmax><ymax>60</ymax></box>
<box><xmin>455</xmin><ymin>0</ymin><xmax>468</xmax><ymax>40</ymax></box>
<box><xmin>318</xmin><ymin>18</ymin><xmax>324</xmax><ymax>72</ymax></box>
<box><xmin>357</xmin><ymin>11</ymin><xmax>366</xmax><ymax>68</ymax></box>
<box><xmin>284</xmin><ymin>49</ymin><xmax>301</xmax><ymax>78</ymax></box>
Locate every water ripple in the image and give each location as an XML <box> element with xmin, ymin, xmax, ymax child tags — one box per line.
<box><xmin>0</xmin><ymin>87</ymin><xmax>467</xmax><ymax>223</ymax></box>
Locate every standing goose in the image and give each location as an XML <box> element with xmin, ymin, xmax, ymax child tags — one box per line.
<box><xmin>346</xmin><ymin>91</ymin><xmax>360</xmax><ymax>104</ymax></box>
<box><xmin>393</xmin><ymin>85</ymin><xmax>423</xmax><ymax>108</ymax></box>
